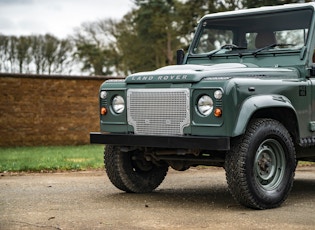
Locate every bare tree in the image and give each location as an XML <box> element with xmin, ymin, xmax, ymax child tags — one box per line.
<box><xmin>16</xmin><ymin>36</ymin><xmax>32</xmax><ymax>73</ymax></box>
<box><xmin>72</xmin><ymin>19</ymin><xmax>118</xmax><ymax>75</ymax></box>
<box><xmin>0</xmin><ymin>35</ymin><xmax>10</xmax><ymax>72</ymax></box>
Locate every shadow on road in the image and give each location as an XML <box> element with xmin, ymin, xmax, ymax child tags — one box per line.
<box><xmin>98</xmin><ymin>183</ymin><xmax>241</xmax><ymax>210</ymax></box>
<box><xmin>96</xmin><ymin>174</ymin><xmax>315</xmax><ymax>211</ymax></box>
<box><xmin>291</xmin><ymin>178</ymin><xmax>315</xmax><ymax>196</ymax></box>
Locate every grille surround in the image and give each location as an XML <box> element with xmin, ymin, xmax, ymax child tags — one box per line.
<box><xmin>127</xmin><ymin>88</ymin><xmax>190</xmax><ymax>136</ymax></box>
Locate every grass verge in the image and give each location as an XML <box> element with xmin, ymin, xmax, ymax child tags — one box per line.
<box><xmin>0</xmin><ymin>145</ymin><xmax>314</xmax><ymax>173</ymax></box>
<box><xmin>0</xmin><ymin>145</ymin><xmax>105</xmax><ymax>172</ymax></box>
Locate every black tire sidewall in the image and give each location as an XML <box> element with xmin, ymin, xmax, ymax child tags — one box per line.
<box><xmin>104</xmin><ymin>145</ymin><xmax>132</xmax><ymax>192</ymax></box>
<box><xmin>244</xmin><ymin>120</ymin><xmax>296</xmax><ymax>208</ymax></box>
<box><xmin>105</xmin><ymin>145</ymin><xmax>168</xmax><ymax>193</ymax></box>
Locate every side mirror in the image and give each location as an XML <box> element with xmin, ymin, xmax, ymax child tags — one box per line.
<box><xmin>176</xmin><ymin>49</ymin><xmax>185</xmax><ymax>65</ymax></box>
<box><xmin>310</xmin><ymin>64</ymin><xmax>315</xmax><ymax>77</ymax></box>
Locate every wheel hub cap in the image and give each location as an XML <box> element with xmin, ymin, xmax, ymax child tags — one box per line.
<box><xmin>254</xmin><ymin>139</ymin><xmax>285</xmax><ymax>190</ymax></box>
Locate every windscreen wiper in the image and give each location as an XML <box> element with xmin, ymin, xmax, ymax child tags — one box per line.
<box><xmin>208</xmin><ymin>44</ymin><xmax>246</xmax><ymax>59</ymax></box>
<box><xmin>252</xmin><ymin>43</ymin><xmax>295</xmax><ymax>57</ymax></box>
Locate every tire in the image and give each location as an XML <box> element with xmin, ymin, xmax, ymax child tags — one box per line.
<box><xmin>104</xmin><ymin>145</ymin><xmax>168</xmax><ymax>193</ymax></box>
<box><xmin>225</xmin><ymin>118</ymin><xmax>296</xmax><ymax>209</ymax></box>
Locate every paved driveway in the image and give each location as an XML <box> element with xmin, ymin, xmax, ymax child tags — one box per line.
<box><xmin>1</xmin><ymin>166</ymin><xmax>315</xmax><ymax>229</ymax></box>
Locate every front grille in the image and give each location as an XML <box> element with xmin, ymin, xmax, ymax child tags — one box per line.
<box><xmin>127</xmin><ymin>88</ymin><xmax>190</xmax><ymax>136</ymax></box>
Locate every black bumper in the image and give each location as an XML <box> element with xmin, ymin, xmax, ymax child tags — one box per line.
<box><xmin>90</xmin><ymin>132</ymin><xmax>230</xmax><ymax>151</ymax></box>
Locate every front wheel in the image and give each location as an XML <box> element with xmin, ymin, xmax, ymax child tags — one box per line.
<box><xmin>104</xmin><ymin>145</ymin><xmax>168</xmax><ymax>193</ymax></box>
<box><xmin>225</xmin><ymin>119</ymin><xmax>296</xmax><ymax>209</ymax></box>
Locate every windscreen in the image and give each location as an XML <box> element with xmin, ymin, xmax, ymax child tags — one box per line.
<box><xmin>192</xmin><ymin>8</ymin><xmax>313</xmax><ymax>55</ymax></box>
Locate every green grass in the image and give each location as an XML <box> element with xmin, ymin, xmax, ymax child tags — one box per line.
<box><xmin>0</xmin><ymin>145</ymin><xmax>105</xmax><ymax>172</ymax></box>
<box><xmin>1</xmin><ymin>145</ymin><xmax>314</xmax><ymax>173</ymax></box>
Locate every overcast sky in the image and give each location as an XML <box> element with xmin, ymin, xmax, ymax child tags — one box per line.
<box><xmin>0</xmin><ymin>0</ymin><xmax>134</xmax><ymax>38</ymax></box>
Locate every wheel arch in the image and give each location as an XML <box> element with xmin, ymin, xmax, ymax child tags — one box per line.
<box><xmin>232</xmin><ymin>95</ymin><xmax>299</xmax><ymax>143</ymax></box>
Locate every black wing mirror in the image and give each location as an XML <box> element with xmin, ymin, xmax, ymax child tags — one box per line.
<box><xmin>176</xmin><ymin>49</ymin><xmax>185</xmax><ymax>65</ymax></box>
<box><xmin>309</xmin><ymin>64</ymin><xmax>315</xmax><ymax>77</ymax></box>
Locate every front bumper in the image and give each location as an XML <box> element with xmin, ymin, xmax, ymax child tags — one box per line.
<box><xmin>90</xmin><ymin>132</ymin><xmax>230</xmax><ymax>151</ymax></box>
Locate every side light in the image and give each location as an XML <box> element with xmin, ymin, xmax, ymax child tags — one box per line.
<box><xmin>214</xmin><ymin>90</ymin><xmax>223</xmax><ymax>100</ymax></box>
<box><xmin>100</xmin><ymin>91</ymin><xmax>107</xmax><ymax>99</ymax></box>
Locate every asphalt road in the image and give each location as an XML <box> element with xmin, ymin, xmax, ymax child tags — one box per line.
<box><xmin>1</xmin><ymin>166</ymin><xmax>315</xmax><ymax>230</ymax></box>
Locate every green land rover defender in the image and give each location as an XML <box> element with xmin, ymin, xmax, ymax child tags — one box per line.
<box><xmin>91</xmin><ymin>3</ymin><xmax>315</xmax><ymax>209</ymax></box>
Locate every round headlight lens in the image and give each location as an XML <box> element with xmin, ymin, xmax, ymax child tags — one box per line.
<box><xmin>197</xmin><ymin>95</ymin><xmax>213</xmax><ymax>116</ymax></box>
<box><xmin>100</xmin><ymin>91</ymin><xmax>107</xmax><ymax>99</ymax></box>
<box><xmin>214</xmin><ymin>90</ymin><xmax>223</xmax><ymax>100</ymax></box>
<box><xmin>112</xmin><ymin>95</ymin><xmax>125</xmax><ymax>114</ymax></box>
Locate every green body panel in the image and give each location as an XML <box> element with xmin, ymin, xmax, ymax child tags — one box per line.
<box><xmin>100</xmin><ymin>65</ymin><xmax>312</xmax><ymax>138</ymax></box>
<box><xmin>98</xmin><ymin>3</ymin><xmax>315</xmax><ymax>151</ymax></box>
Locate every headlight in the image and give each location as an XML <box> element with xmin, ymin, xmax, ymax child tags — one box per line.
<box><xmin>112</xmin><ymin>95</ymin><xmax>125</xmax><ymax>114</ymax></box>
<box><xmin>197</xmin><ymin>95</ymin><xmax>213</xmax><ymax>116</ymax></box>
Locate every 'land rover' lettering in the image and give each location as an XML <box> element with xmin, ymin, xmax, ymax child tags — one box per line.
<box><xmin>157</xmin><ymin>75</ymin><xmax>188</xmax><ymax>80</ymax></box>
<box><xmin>131</xmin><ymin>75</ymin><xmax>188</xmax><ymax>81</ymax></box>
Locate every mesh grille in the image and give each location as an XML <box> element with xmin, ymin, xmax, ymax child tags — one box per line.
<box><xmin>127</xmin><ymin>89</ymin><xmax>190</xmax><ymax>136</ymax></box>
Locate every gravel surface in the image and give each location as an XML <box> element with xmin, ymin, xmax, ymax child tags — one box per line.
<box><xmin>1</xmin><ymin>166</ymin><xmax>315</xmax><ymax>230</ymax></box>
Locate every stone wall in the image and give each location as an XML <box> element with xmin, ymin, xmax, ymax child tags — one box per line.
<box><xmin>0</xmin><ymin>73</ymin><xmax>122</xmax><ymax>147</ymax></box>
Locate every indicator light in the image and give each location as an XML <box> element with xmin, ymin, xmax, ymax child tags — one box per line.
<box><xmin>101</xmin><ymin>107</ymin><xmax>107</xmax><ymax>115</ymax></box>
<box><xmin>214</xmin><ymin>108</ymin><xmax>222</xmax><ymax>117</ymax></box>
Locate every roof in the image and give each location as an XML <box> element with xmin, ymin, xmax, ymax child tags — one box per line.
<box><xmin>200</xmin><ymin>2</ymin><xmax>315</xmax><ymax>21</ymax></box>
